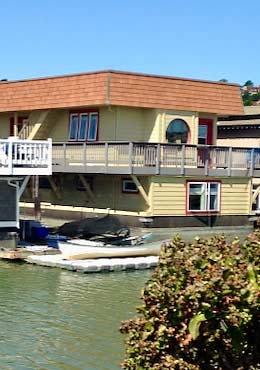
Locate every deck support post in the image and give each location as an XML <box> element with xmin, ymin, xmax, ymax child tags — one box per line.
<box><xmin>130</xmin><ymin>175</ymin><xmax>150</xmax><ymax>207</ymax></box>
<box><xmin>32</xmin><ymin>175</ymin><xmax>41</xmax><ymax>220</ymax></box>
<box><xmin>252</xmin><ymin>184</ymin><xmax>260</xmax><ymax>205</ymax></box>
<box><xmin>47</xmin><ymin>176</ymin><xmax>61</xmax><ymax>199</ymax></box>
<box><xmin>78</xmin><ymin>174</ymin><xmax>95</xmax><ymax>200</ymax></box>
<box><xmin>18</xmin><ymin>176</ymin><xmax>30</xmax><ymax>199</ymax></box>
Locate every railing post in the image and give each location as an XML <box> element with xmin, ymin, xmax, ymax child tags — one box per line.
<box><xmin>63</xmin><ymin>143</ymin><xmax>66</xmax><ymax>170</ymax></box>
<box><xmin>228</xmin><ymin>147</ymin><xmax>232</xmax><ymax>176</ymax></box>
<box><xmin>249</xmin><ymin>148</ymin><xmax>255</xmax><ymax>177</ymax></box>
<box><xmin>7</xmin><ymin>141</ymin><xmax>13</xmax><ymax>174</ymax></box>
<box><xmin>47</xmin><ymin>139</ymin><xmax>52</xmax><ymax>173</ymax></box>
<box><xmin>156</xmin><ymin>143</ymin><xmax>161</xmax><ymax>174</ymax></box>
<box><xmin>105</xmin><ymin>142</ymin><xmax>109</xmax><ymax>172</ymax></box>
<box><xmin>129</xmin><ymin>142</ymin><xmax>133</xmax><ymax>174</ymax></box>
<box><xmin>204</xmin><ymin>147</ymin><xmax>209</xmax><ymax>176</ymax></box>
<box><xmin>181</xmin><ymin>145</ymin><xmax>185</xmax><ymax>175</ymax></box>
<box><xmin>83</xmin><ymin>142</ymin><xmax>87</xmax><ymax>172</ymax></box>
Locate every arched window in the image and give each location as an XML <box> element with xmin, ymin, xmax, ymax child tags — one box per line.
<box><xmin>166</xmin><ymin>119</ymin><xmax>189</xmax><ymax>144</ymax></box>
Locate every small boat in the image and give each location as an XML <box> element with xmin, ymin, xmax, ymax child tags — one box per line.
<box><xmin>58</xmin><ymin>234</ymin><xmax>158</xmax><ymax>260</ymax></box>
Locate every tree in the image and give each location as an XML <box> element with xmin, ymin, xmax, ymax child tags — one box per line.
<box><xmin>244</xmin><ymin>80</ymin><xmax>254</xmax><ymax>87</ymax></box>
<box><xmin>219</xmin><ymin>78</ymin><xmax>228</xmax><ymax>83</ymax></box>
<box><xmin>120</xmin><ymin>233</ymin><xmax>260</xmax><ymax>369</ymax></box>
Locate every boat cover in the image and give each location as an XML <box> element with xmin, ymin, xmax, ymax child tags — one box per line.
<box><xmin>56</xmin><ymin>215</ymin><xmax>130</xmax><ymax>239</ymax></box>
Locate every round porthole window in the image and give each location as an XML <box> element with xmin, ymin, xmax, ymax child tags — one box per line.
<box><xmin>166</xmin><ymin>119</ymin><xmax>189</xmax><ymax>144</ymax></box>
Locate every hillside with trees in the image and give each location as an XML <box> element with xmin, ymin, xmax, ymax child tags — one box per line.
<box><xmin>241</xmin><ymin>80</ymin><xmax>260</xmax><ymax>106</ymax></box>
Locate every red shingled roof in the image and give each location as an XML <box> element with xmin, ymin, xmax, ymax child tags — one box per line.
<box><xmin>0</xmin><ymin>70</ymin><xmax>243</xmax><ymax>115</ymax></box>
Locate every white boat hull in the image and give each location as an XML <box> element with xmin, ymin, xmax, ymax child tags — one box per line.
<box><xmin>58</xmin><ymin>239</ymin><xmax>160</xmax><ymax>260</ymax></box>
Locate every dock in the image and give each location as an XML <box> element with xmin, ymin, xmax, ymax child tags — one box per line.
<box><xmin>26</xmin><ymin>254</ymin><xmax>159</xmax><ymax>273</ymax></box>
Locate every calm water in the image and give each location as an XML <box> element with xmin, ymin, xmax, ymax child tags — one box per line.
<box><xmin>0</xmin><ymin>261</ymin><xmax>151</xmax><ymax>370</ymax></box>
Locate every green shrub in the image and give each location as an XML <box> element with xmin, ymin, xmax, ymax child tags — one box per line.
<box><xmin>120</xmin><ymin>232</ymin><xmax>260</xmax><ymax>369</ymax></box>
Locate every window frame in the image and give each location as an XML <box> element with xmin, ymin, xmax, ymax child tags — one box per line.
<box><xmin>87</xmin><ymin>112</ymin><xmax>99</xmax><ymax>141</ymax></box>
<box><xmin>122</xmin><ymin>179</ymin><xmax>139</xmax><ymax>194</ymax></box>
<box><xmin>69</xmin><ymin>113</ymin><xmax>80</xmax><ymax>141</ymax></box>
<box><xmin>166</xmin><ymin>118</ymin><xmax>190</xmax><ymax>145</ymax></box>
<box><xmin>68</xmin><ymin>110</ymin><xmax>99</xmax><ymax>142</ymax></box>
<box><xmin>78</xmin><ymin>113</ymin><xmax>89</xmax><ymax>141</ymax></box>
<box><xmin>186</xmin><ymin>180</ymin><xmax>221</xmax><ymax>214</ymax></box>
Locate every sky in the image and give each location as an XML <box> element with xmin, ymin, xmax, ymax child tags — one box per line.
<box><xmin>0</xmin><ymin>0</ymin><xmax>259</xmax><ymax>85</ymax></box>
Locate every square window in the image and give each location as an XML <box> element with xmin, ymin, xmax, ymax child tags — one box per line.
<box><xmin>187</xmin><ymin>181</ymin><xmax>220</xmax><ymax>212</ymax></box>
<box><xmin>122</xmin><ymin>179</ymin><xmax>138</xmax><ymax>193</ymax></box>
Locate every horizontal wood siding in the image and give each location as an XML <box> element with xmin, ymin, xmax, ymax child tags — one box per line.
<box><xmin>151</xmin><ymin>176</ymin><xmax>250</xmax><ymax>216</ymax></box>
<box><xmin>151</xmin><ymin>177</ymin><xmax>186</xmax><ymax>215</ymax></box>
<box><xmin>221</xmin><ymin>178</ymin><xmax>250</xmax><ymax>215</ymax></box>
<box><xmin>26</xmin><ymin>174</ymin><xmax>150</xmax><ymax>214</ymax></box>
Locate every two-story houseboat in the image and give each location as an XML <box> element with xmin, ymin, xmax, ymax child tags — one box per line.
<box><xmin>0</xmin><ymin>70</ymin><xmax>255</xmax><ymax>228</ymax></box>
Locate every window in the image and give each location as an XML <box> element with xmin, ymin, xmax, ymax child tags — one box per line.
<box><xmin>187</xmin><ymin>181</ymin><xmax>220</xmax><ymax>212</ymax></box>
<box><xmin>122</xmin><ymin>179</ymin><xmax>138</xmax><ymax>193</ymax></box>
<box><xmin>69</xmin><ymin>112</ymin><xmax>98</xmax><ymax>141</ymax></box>
<box><xmin>166</xmin><ymin>119</ymin><xmax>189</xmax><ymax>144</ymax></box>
<box><xmin>198</xmin><ymin>125</ymin><xmax>207</xmax><ymax>145</ymax></box>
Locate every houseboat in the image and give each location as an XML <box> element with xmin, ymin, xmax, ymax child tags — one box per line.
<box><xmin>0</xmin><ymin>70</ymin><xmax>255</xmax><ymax>228</ymax></box>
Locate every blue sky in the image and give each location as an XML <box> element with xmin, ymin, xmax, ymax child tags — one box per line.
<box><xmin>1</xmin><ymin>0</ymin><xmax>259</xmax><ymax>85</ymax></box>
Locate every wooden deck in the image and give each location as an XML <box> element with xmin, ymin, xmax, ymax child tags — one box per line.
<box><xmin>52</xmin><ymin>142</ymin><xmax>260</xmax><ymax>177</ymax></box>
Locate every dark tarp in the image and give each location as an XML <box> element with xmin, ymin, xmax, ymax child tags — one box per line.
<box><xmin>57</xmin><ymin>214</ymin><xmax>130</xmax><ymax>239</ymax></box>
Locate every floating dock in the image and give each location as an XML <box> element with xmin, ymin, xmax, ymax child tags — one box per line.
<box><xmin>26</xmin><ymin>254</ymin><xmax>159</xmax><ymax>273</ymax></box>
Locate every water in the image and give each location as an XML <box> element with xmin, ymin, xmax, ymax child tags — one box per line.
<box><xmin>0</xmin><ymin>262</ymin><xmax>151</xmax><ymax>370</ymax></box>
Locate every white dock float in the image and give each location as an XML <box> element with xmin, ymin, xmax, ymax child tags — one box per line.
<box><xmin>26</xmin><ymin>254</ymin><xmax>159</xmax><ymax>273</ymax></box>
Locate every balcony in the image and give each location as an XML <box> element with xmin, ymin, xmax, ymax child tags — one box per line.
<box><xmin>52</xmin><ymin>142</ymin><xmax>260</xmax><ymax>177</ymax></box>
<box><xmin>0</xmin><ymin>138</ymin><xmax>52</xmax><ymax>176</ymax></box>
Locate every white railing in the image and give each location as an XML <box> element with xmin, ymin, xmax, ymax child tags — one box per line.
<box><xmin>52</xmin><ymin>142</ymin><xmax>260</xmax><ymax>176</ymax></box>
<box><xmin>0</xmin><ymin>138</ymin><xmax>52</xmax><ymax>175</ymax></box>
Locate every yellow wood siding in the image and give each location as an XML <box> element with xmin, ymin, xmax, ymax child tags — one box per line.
<box><xmin>24</xmin><ymin>175</ymin><xmax>151</xmax><ymax>214</ymax></box>
<box><xmin>0</xmin><ymin>108</ymin><xmax>218</xmax><ymax>145</ymax></box>
<box><xmin>48</xmin><ymin>110</ymin><xmax>69</xmax><ymax>141</ymax></box>
<box><xmin>151</xmin><ymin>176</ymin><xmax>186</xmax><ymax>215</ymax></box>
<box><xmin>221</xmin><ymin>178</ymin><xmax>250</xmax><ymax>215</ymax></box>
<box><xmin>0</xmin><ymin>113</ymin><xmax>12</xmax><ymax>138</ymax></box>
<box><xmin>151</xmin><ymin>176</ymin><xmax>250</xmax><ymax>216</ymax></box>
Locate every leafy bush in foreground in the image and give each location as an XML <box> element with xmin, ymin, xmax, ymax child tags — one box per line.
<box><xmin>120</xmin><ymin>232</ymin><xmax>260</xmax><ymax>369</ymax></box>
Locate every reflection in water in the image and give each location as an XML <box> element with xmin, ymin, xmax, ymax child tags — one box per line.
<box><xmin>0</xmin><ymin>262</ymin><xmax>151</xmax><ymax>370</ymax></box>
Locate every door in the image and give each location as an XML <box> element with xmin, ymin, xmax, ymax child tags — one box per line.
<box><xmin>9</xmin><ymin>116</ymin><xmax>28</xmax><ymax>136</ymax></box>
<box><xmin>198</xmin><ymin>118</ymin><xmax>213</xmax><ymax>145</ymax></box>
<box><xmin>198</xmin><ymin>118</ymin><xmax>214</xmax><ymax>166</ymax></box>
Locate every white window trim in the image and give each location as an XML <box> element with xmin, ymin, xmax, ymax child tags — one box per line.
<box><xmin>69</xmin><ymin>112</ymin><xmax>98</xmax><ymax>142</ymax></box>
<box><xmin>78</xmin><ymin>113</ymin><xmax>89</xmax><ymax>141</ymax></box>
<box><xmin>122</xmin><ymin>179</ymin><xmax>138</xmax><ymax>193</ymax></box>
<box><xmin>87</xmin><ymin>113</ymin><xmax>98</xmax><ymax>141</ymax></box>
<box><xmin>69</xmin><ymin>113</ymin><xmax>79</xmax><ymax>141</ymax></box>
<box><xmin>187</xmin><ymin>181</ymin><xmax>220</xmax><ymax>212</ymax></box>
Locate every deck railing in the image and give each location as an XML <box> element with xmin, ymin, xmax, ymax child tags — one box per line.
<box><xmin>0</xmin><ymin>138</ymin><xmax>52</xmax><ymax>175</ymax></box>
<box><xmin>52</xmin><ymin>142</ymin><xmax>260</xmax><ymax>176</ymax></box>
